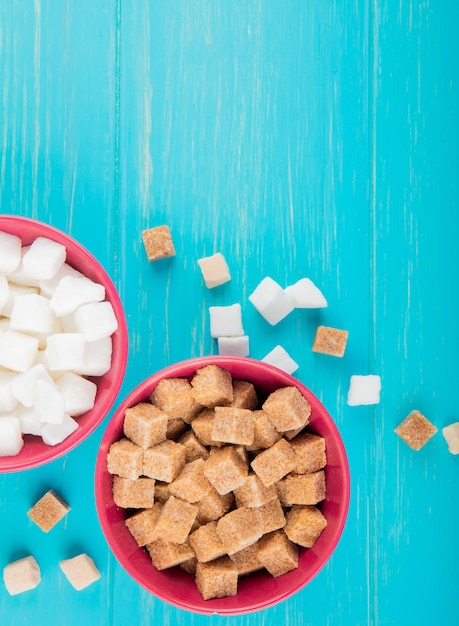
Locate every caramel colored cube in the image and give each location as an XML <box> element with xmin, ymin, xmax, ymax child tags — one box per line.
<box><xmin>284</xmin><ymin>505</ymin><xmax>327</xmax><ymax>548</ymax></box>
<box><xmin>59</xmin><ymin>554</ymin><xmax>101</xmax><ymax>591</ymax></box>
<box><xmin>312</xmin><ymin>325</ymin><xmax>349</xmax><ymax>357</ymax></box>
<box><xmin>257</xmin><ymin>531</ymin><xmax>298</xmax><ymax>577</ymax></box>
<box><xmin>190</xmin><ymin>364</ymin><xmax>233</xmax><ymax>408</ymax></box>
<box><xmin>123</xmin><ymin>402</ymin><xmax>168</xmax><ymax>449</ymax></box>
<box><xmin>203</xmin><ymin>446</ymin><xmax>248</xmax><ymax>495</ymax></box>
<box><xmin>27</xmin><ymin>490</ymin><xmax>70</xmax><ymax>533</ymax></box>
<box><xmin>141</xmin><ymin>225</ymin><xmax>176</xmax><ymax>261</ymax></box>
<box><xmin>154</xmin><ymin>481</ymin><xmax>171</xmax><ymax>503</ymax></box>
<box><xmin>229</xmin><ymin>542</ymin><xmax>263</xmax><ymax>576</ymax></box>
<box><xmin>147</xmin><ymin>538</ymin><xmax>195</xmax><ymax>570</ymax></box>
<box><xmin>250</xmin><ymin>438</ymin><xmax>296</xmax><ymax>487</ymax></box>
<box><xmin>125</xmin><ymin>503</ymin><xmax>162</xmax><ymax>546</ymax></box>
<box><xmin>196</xmin><ymin>487</ymin><xmax>234</xmax><ymax>524</ymax></box>
<box><xmin>246</xmin><ymin>410</ymin><xmax>282</xmax><ymax>451</ymax></box>
<box><xmin>152</xmin><ymin>495</ymin><xmax>198</xmax><ymax>544</ymax></box>
<box><xmin>112</xmin><ymin>475</ymin><xmax>155</xmax><ymax>509</ymax></box>
<box><xmin>262</xmin><ymin>386</ymin><xmax>311</xmax><ymax>433</ymax></box>
<box><xmin>142</xmin><ymin>439</ymin><xmax>186</xmax><ymax>482</ymax></box>
<box><xmin>191</xmin><ymin>409</ymin><xmax>223</xmax><ymax>447</ymax></box>
<box><xmin>230</xmin><ymin>380</ymin><xmax>258</xmax><ymax>409</ymax></box>
<box><xmin>394</xmin><ymin>410</ymin><xmax>437</xmax><ymax>451</ymax></box>
<box><xmin>178</xmin><ymin>430</ymin><xmax>210</xmax><ymax>462</ymax></box>
<box><xmin>169</xmin><ymin>459</ymin><xmax>213</xmax><ymax>503</ymax></box>
<box><xmin>233</xmin><ymin>473</ymin><xmax>278</xmax><ymax>508</ymax></box>
<box><xmin>107</xmin><ymin>438</ymin><xmax>143</xmax><ymax>480</ymax></box>
<box><xmin>180</xmin><ymin>556</ymin><xmax>198</xmax><ymax>575</ymax></box>
<box><xmin>216</xmin><ymin>507</ymin><xmax>263</xmax><ymax>555</ymax></box>
<box><xmin>290</xmin><ymin>432</ymin><xmax>326</xmax><ymax>474</ymax></box>
<box><xmin>195</xmin><ymin>556</ymin><xmax>238</xmax><ymax>600</ymax></box>
<box><xmin>212</xmin><ymin>406</ymin><xmax>256</xmax><ymax>446</ymax></box>
<box><xmin>257</xmin><ymin>498</ymin><xmax>286</xmax><ymax>534</ymax></box>
<box><xmin>189</xmin><ymin>521</ymin><xmax>226</xmax><ymax>563</ymax></box>
<box><xmin>277</xmin><ymin>470</ymin><xmax>326</xmax><ymax>506</ymax></box>
<box><xmin>152</xmin><ymin>377</ymin><xmax>202</xmax><ymax>423</ymax></box>
<box><xmin>166</xmin><ymin>418</ymin><xmax>187</xmax><ymax>439</ymax></box>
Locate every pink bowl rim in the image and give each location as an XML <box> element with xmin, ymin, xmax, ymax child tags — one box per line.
<box><xmin>95</xmin><ymin>355</ymin><xmax>350</xmax><ymax>615</ymax></box>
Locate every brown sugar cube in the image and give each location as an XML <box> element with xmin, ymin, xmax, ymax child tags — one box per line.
<box><xmin>229</xmin><ymin>542</ymin><xmax>263</xmax><ymax>576</ymax></box>
<box><xmin>180</xmin><ymin>556</ymin><xmax>198</xmax><ymax>575</ymax></box>
<box><xmin>394</xmin><ymin>410</ymin><xmax>438</xmax><ymax>451</ymax></box>
<box><xmin>196</xmin><ymin>487</ymin><xmax>234</xmax><ymax>524</ymax></box>
<box><xmin>147</xmin><ymin>538</ymin><xmax>195</xmax><ymax>571</ymax></box>
<box><xmin>152</xmin><ymin>377</ymin><xmax>202</xmax><ymax>423</ymax></box>
<box><xmin>250</xmin><ymin>438</ymin><xmax>296</xmax><ymax>487</ymax></box>
<box><xmin>284</xmin><ymin>505</ymin><xmax>327</xmax><ymax>548</ymax></box>
<box><xmin>257</xmin><ymin>498</ymin><xmax>286</xmax><ymax>534</ymax></box>
<box><xmin>216</xmin><ymin>507</ymin><xmax>263</xmax><ymax>555</ymax></box>
<box><xmin>106</xmin><ymin>438</ymin><xmax>143</xmax><ymax>480</ymax></box>
<box><xmin>277</xmin><ymin>471</ymin><xmax>326</xmax><ymax>506</ymax></box>
<box><xmin>142</xmin><ymin>439</ymin><xmax>186</xmax><ymax>482</ymax></box>
<box><xmin>59</xmin><ymin>554</ymin><xmax>101</xmax><ymax>591</ymax></box>
<box><xmin>195</xmin><ymin>556</ymin><xmax>238</xmax><ymax>600</ymax></box>
<box><xmin>262</xmin><ymin>386</ymin><xmax>311</xmax><ymax>433</ymax></box>
<box><xmin>203</xmin><ymin>446</ymin><xmax>248</xmax><ymax>495</ymax></box>
<box><xmin>191</xmin><ymin>409</ymin><xmax>223</xmax><ymax>447</ymax></box>
<box><xmin>169</xmin><ymin>458</ymin><xmax>213</xmax><ymax>503</ymax></box>
<box><xmin>190</xmin><ymin>364</ymin><xmax>233</xmax><ymax>408</ymax></box>
<box><xmin>166</xmin><ymin>418</ymin><xmax>187</xmax><ymax>439</ymax></box>
<box><xmin>233</xmin><ymin>473</ymin><xmax>278</xmax><ymax>508</ymax></box>
<box><xmin>230</xmin><ymin>380</ymin><xmax>259</xmax><ymax>409</ymax></box>
<box><xmin>246</xmin><ymin>410</ymin><xmax>282</xmax><ymax>451</ymax></box>
<box><xmin>290</xmin><ymin>432</ymin><xmax>327</xmax><ymax>474</ymax></box>
<box><xmin>152</xmin><ymin>495</ymin><xmax>198</xmax><ymax>544</ymax></box>
<box><xmin>141</xmin><ymin>225</ymin><xmax>176</xmax><ymax>261</ymax></box>
<box><xmin>312</xmin><ymin>325</ymin><xmax>349</xmax><ymax>357</ymax></box>
<box><xmin>189</xmin><ymin>521</ymin><xmax>226</xmax><ymax>563</ymax></box>
<box><xmin>178</xmin><ymin>430</ymin><xmax>210</xmax><ymax>462</ymax></box>
<box><xmin>112</xmin><ymin>475</ymin><xmax>155</xmax><ymax>509</ymax></box>
<box><xmin>27</xmin><ymin>490</ymin><xmax>70</xmax><ymax>533</ymax></box>
<box><xmin>125</xmin><ymin>503</ymin><xmax>162</xmax><ymax>546</ymax></box>
<box><xmin>154</xmin><ymin>481</ymin><xmax>171</xmax><ymax>503</ymax></box>
<box><xmin>257</xmin><ymin>531</ymin><xmax>298</xmax><ymax>578</ymax></box>
<box><xmin>212</xmin><ymin>406</ymin><xmax>256</xmax><ymax>446</ymax></box>
<box><xmin>123</xmin><ymin>402</ymin><xmax>168</xmax><ymax>449</ymax></box>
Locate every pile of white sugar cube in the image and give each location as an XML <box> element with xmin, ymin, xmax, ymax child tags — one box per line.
<box><xmin>0</xmin><ymin>229</ymin><xmax>118</xmax><ymax>457</ymax></box>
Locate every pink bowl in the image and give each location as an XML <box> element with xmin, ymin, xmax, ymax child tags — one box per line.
<box><xmin>0</xmin><ymin>215</ymin><xmax>128</xmax><ymax>472</ymax></box>
<box><xmin>95</xmin><ymin>356</ymin><xmax>350</xmax><ymax>615</ymax></box>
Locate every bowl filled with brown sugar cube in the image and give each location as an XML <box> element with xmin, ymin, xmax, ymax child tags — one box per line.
<box><xmin>94</xmin><ymin>355</ymin><xmax>350</xmax><ymax>615</ymax></box>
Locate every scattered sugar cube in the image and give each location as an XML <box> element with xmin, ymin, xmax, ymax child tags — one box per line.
<box><xmin>142</xmin><ymin>439</ymin><xmax>186</xmax><ymax>482</ymax></box>
<box><xmin>394</xmin><ymin>410</ymin><xmax>437</xmax><ymax>451</ymax></box>
<box><xmin>125</xmin><ymin>503</ymin><xmax>162</xmax><ymax>546</ymax></box>
<box><xmin>312</xmin><ymin>326</ymin><xmax>349</xmax><ymax>357</ymax></box>
<box><xmin>22</xmin><ymin>236</ymin><xmax>66</xmax><ymax>280</ymax></box>
<box><xmin>56</xmin><ymin>372</ymin><xmax>97</xmax><ymax>417</ymax></box>
<box><xmin>442</xmin><ymin>422</ymin><xmax>459</xmax><ymax>454</ymax></box>
<box><xmin>112</xmin><ymin>475</ymin><xmax>155</xmax><ymax>509</ymax></box>
<box><xmin>41</xmin><ymin>413</ymin><xmax>79</xmax><ymax>445</ymax></box>
<box><xmin>261</xmin><ymin>345</ymin><xmax>299</xmax><ymax>374</ymax></box>
<box><xmin>147</xmin><ymin>538</ymin><xmax>195</xmax><ymax>571</ymax></box>
<box><xmin>195</xmin><ymin>556</ymin><xmax>238</xmax><ymax>600</ymax></box>
<box><xmin>248</xmin><ymin>276</ymin><xmax>294</xmax><ymax>325</ymax></box>
<box><xmin>50</xmin><ymin>275</ymin><xmax>105</xmax><ymax>316</ymax></box>
<box><xmin>73</xmin><ymin>301</ymin><xmax>118</xmax><ymax>341</ymax></box>
<box><xmin>189</xmin><ymin>521</ymin><xmax>226</xmax><ymax>563</ymax></box>
<box><xmin>45</xmin><ymin>333</ymin><xmax>86</xmax><ymax>372</ymax></box>
<box><xmin>285</xmin><ymin>277</ymin><xmax>328</xmax><ymax>308</ymax></box>
<box><xmin>197</xmin><ymin>252</ymin><xmax>231</xmax><ymax>288</ymax></box>
<box><xmin>123</xmin><ymin>402</ymin><xmax>168</xmax><ymax>448</ymax></box>
<box><xmin>107</xmin><ymin>438</ymin><xmax>144</xmax><ymax>480</ymax></box>
<box><xmin>257</xmin><ymin>531</ymin><xmax>298</xmax><ymax>577</ymax></box>
<box><xmin>0</xmin><ymin>416</ymin><xmax>24</xmax><ymax>456</ymax></box>
<box><xmin>262</xmin><ymin>386</ymin><xmax>311</xmax><ymax>432</ymax></box>
<box><xmin>75</xmin><ymin>337</ymin><xmax>113</xmax><ymax>376</ymax></box>
<box><xmin>190</xmin><ymin>364</ymin><xmax>233</xmax><ymax>408</ymax></box>
<box><xmin>0</xmin><ymin>371</ymin><xmax>18</xmax><ymax>412</ymax></box>
<box><xmin>27</xmin><ymin>490</ymin><xmax>70</xmax><ymax>532</ymax></box>
<box><xmin>0</xmin><ymin>329</ymin><xmax>39</xmax><ymax>372</ymax></box>
<box><xmin>0</xmin><ymin>231</ymin><xmax>22</xmax><ymax>274</ymax></box>
<box><xmin>152</xmin><ymin>495</ymin><xmax>198</xmax><ymax>544</ymax></box>
<box><xmin>217</xmin><ymin>335</ymin><xmax>249</xmax><ymax>357</ymax></box>
<box><xmin>151</xmin><ymin>377</ymin><xmax>202</xmax><ymax>423</ymax></box>
<box><xmin>347</xmin><ymin>374</ymin><xmax>381</xmax><ymax>406</ymax></box>
<box><xmin>250</xmin><ymin>438</ymin><xmax>296</xmax><ymax>487</ymax></box>
<box><xmin>59</xmin><ymin>554</ymin><xmax>100</xmax><ymax>591</ymax></box>
<box><xmin>209</xmin><ymin>303</ymin><xmax>244</xmax><ymax>338</ymax></box>
<box><xmin>284</xmin><ymin>505</ymin><xmax>327</xmax><ymax>548</ymax></box>
<box><xmin>10</xmin><ymin>293</ymin><xmax>55</xmax><ymax>336</ymax></box>
<box><xmin>142</xmin><ymin>225</ymin><xmax>176</xmax><ymax>261</ymax></box>
<box><xmin>3</xmin><ymin>556</ymin><xmax>41</xmax><ymax>595</ymax></box>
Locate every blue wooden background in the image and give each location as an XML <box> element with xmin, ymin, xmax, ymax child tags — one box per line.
<box><xmin>1</xmin><ymin>1</ymin><xmax>458</xmax><ymax>625</ymax></box>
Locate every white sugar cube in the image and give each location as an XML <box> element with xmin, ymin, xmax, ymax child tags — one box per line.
<box><xmin>3</xmin><ymin>556</ymin><xmax>41</xmax><ymax>595</ymax></box>
<box><xmin>0</xmin><ymin>330</ymin><xmax>39</xmax><ymax>372</ymax></box>
<box><xmin>261</xmin><ymin>345</ymin><xmax>299</xmax><ymax>374</ymax></box>
<box><xmin>57</xmin><ymin>372</ymin><xmax>97</xmax><ymax>417</ymax></box>
<box><xmin>50</xmin><ymin>276</ymin><xmax>105</xmax><ymax>317</ymax></box>
<box><xmin>19</xmin><ymin>406</ymin><xmax>43</xmax><ymax>436</ymax></box>
<box><xmin>442</xmin><ymin>422</ymin><xmax>459</xmax><ymax>454</ymax></box>
<box><xmin>6</xmin><ymin>247</ymin><xmax>40</xmax><ymax>287</ymax></box>
<box><xmin>0</xmin><ymin>416</ymin><xmax>24</xmax><ymax>456</ymax></box>
<box><xmin>0</xmin><ymin>231</ymin><xmax>22</xmax><ymax>274</ymax></box>
<box><xmin>0</xmin><ymin>371</ymin><xmax>18</xmax><ymax>412</ymax></box>
<box><xmin>2</xmin><ymin>283</ymin><xmax>39</xmax><ymax>317</ymax></box>
<box><xmin>73</xmin><ymin>301</ymin><xmax>118</xmax><ymax>341</ymax></box>
<box><xmin>39</xmin><ymin>262</ymin><xmax>83</xmax><ymax>297</ymax></box>
<box><xmin>197</xmin><ymin>252</ymin><xmax>231</xmax><ymax>288</ymax></box>
<box><xmin>41</xmin><ymin>413</ymin><xmax>78</xmax><ymax>446</ymax></box>
<box><xmin>74</xmin><ymin>337</ymin><xmax>113</xmax><ymax>377</ymax></box>
<box><xmin>0</xmin><ymin>274</ymin><xmax>9</xmax><ymax>313</ymax></box>
<box><xmin>284</xmin><ymin>277</ymin><xmax>328</xmax><ymax>308</ymax></box>
<box><xmin>10</xmin><ymin>293</ymin><xmax>55</xmax><ymax>335</ymax></box>
<box><xmin>11</xmin><ymin>364</ymin><xmax>55</xmax><ymax>407</ymax></box>
<box><xmin>35</xmin><ymin>379</ymin><xmax>65</xmax><ymax>424</ymax></box>
<box><xmin>347</xmin><ymin>375</ymin><xmax>381</xmax><ymax>406</ymax></box>
<box><xmin>22</xmin><ymin>236</ymin><xmax>66</xmax><ymax>280</ymax></box>
<box><xmin>209</xmin><ymin>303</ymin><xmax>244</xmax><ymax>338</ymax></box>
<box><xmin>45</xmin><ymin>333</ymin><xmax>86</xmax><ymax>371</ymax></box>
<box><xmin>59</xmin><ymin>553</ymin><xmax>101</xmax><ymax>591</ymax></box>
<box><xmin>248</xmin><ymin>276</ymin><xmax>294</xmax><ymax>325</ymax></box>
<box><xmin>217</xmin><ymin>335</ymin><xmax>250</xmax><ymax>357</ymax></box>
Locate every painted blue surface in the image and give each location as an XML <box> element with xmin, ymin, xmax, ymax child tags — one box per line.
<box><xmin>0</xmin><ymin>1</ymin><xmax>458</xmax><ymax>624</ymax></box>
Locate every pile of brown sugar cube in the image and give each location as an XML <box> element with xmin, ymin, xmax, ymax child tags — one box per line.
<box><xmin>106</xmin><ymin>364</ymin><xmax>328</xmax><ymax>601</ymax></box>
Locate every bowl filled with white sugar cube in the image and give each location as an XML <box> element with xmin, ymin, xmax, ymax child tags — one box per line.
<box><xmin>95</xmin><ymin>355</ymin><xmax>350</xmax><ymax>615</ymax></box>
<box><xmin>0</xmin><ymin>215</ymin><xmax>128</xmax><ymax>472</ymax></box>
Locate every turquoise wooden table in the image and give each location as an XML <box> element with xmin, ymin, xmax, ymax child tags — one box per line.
<box><xmin>1</xmin><ymin>1</ymin><xmax>458</xmax><ymax>624</ymax></box>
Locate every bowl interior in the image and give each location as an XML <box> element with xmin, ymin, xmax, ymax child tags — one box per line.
<box><xmin>95</xmin><ymin>356</ymin><xmax>350</xmax><ymax>615</ymax></box>
<box><xmin>0</xmin><ymin>215</ymin><xmax>128</xmax><ymax>472</ymax></box>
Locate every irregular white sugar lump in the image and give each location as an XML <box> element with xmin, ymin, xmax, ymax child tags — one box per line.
<box><xmin>261</xmin><ymin>345</ymin><xmax>299</xmax><ymax>374</ymax></box>
<box><xmin>0</xmin><ymin>416</ymin><xmax>24</xmax><ymax>456</ymax></box>
<box><xmin>19</xmin><ymin>406</ymin><xmax>43</xmax><ymax>436</ymax></box>
<box><xmin>347</xmin><ymin>374</ymin><xmax>381</xmax><ymax>406</ymax></box>
<box><xmin>0</xmin><ymin>274</ymin><xmax>9</xmax><ymax>313</ymax></box>
<box><xmin>442</xmin><ymin>422</ymin><xmax>459</xmax><ymax>454</ymax></box>
<box><xmin>45</xmin><ymin>333</ymin><xmax>86</xmax><ymax>371</ymax></box>
<box><xmin>2</xmin><ymin>283</ymin><xmax>39</xmax><ymax>317</ymax></box>
<box><xmin>197</xmin><ymin>252</ymin><xmax>231</xmax><ymax>288</ymax></box>
<box><xmin>35</xmin><ymin>379</ymin><xmax>65</xmax><ymax>424</ymax></box>
<box><xmin>73</xmin><ymin>301</ymin><xmax>118</xmax><ymax>341</ymax></box>
<box><xmin>248</xmin><ymin>276</ymin><xmax>294</xmax><ymax>325</ymax></box>
<box><xmin>22</xmin><ymin>236</ymin><xmax>66</xmax><ymax>280</ymax></box>
<box><xmin>50</xmin><ymin>275</ymin><xmax>105</xmax><ymax>316</ymax></box>
<box><xmin>11</xmin><ymin>363</ymin><xmax>55</xmax><ymax>407</ymax></box>
<box><xmin>10</xmin><ymin>293</ymin><xmax>55</xmax><ymax>335</ymax></box>
<box><xmin>0</xmin><ymin>371</ymin><xmax>18</xmax><ymax>412</ymax></box>
<box><xmin>57</xmin><ymin>372</ymin><xmax>97</xmax><ymax>417</ymax></box>
<box><xmin>284</xmin><ymin>277</ymin><xmax>328</xmax><ymax>309</ymax></box>
<box><xmin>0</xmin><ymin>330</ymin><xmax>39</xmax><ymax>372</ymax></box>
<box><xmin>41</xmin><ymin>413</ymin><xmax>78</xmax><ymax>446</ymax></box>
<box><xmin>59</xmin><ymin>553</ymin><xmax>101</xmax><ymax>590</ymax></box>
<box><xmin>3</xmin><ymin>556</ymin><xmax>41</xmax><ymax>595</ymax></box>
<box><xmin>39</xmin><ymin>262</ymin><xmax>83</xmax><ymax>297</ymax></box>
<box><xmin>0</xmin><ymin>231</ymin><xmax>22</xmax><ymax>274</ymax></box>
<box><xmin>209</xmin><ymin>303</ymin><xmax>244</xmax><ymax>338</ymax></box>
<box><xmin>218</xmin><ymin>335</ymin><xmax>250</xmax><ymax>357</ymax></box>
<box><xmin>75</xmin><ymin>337</ymin><xmax>112</xmax><ymax>376</ymax></box>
